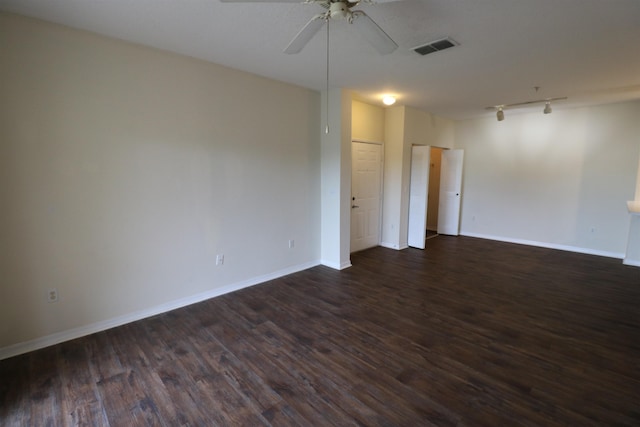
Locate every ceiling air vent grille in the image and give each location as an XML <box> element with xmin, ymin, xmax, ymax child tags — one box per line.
<box><xmin>413</xmin><ymin>38</ymin><xmax>458</xmax><ymax>55</ymax></box>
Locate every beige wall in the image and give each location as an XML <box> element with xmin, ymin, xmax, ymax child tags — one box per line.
<box><xmin>0</xmin><ymin>13</ymin><xmax>321</xmax><ymax>355</ymax></box>
<box><xmin>636</xmin><ymin>155</ymin><xmax>640</xmax><ymax>201</ymax></box>
<box><xmin>404</xmin><ymin>108</ymin><xmax>455</xmax><ymax>148</ymax></box>
<box><xmin>352</xmin><ymin>100</ymin><xmax>385</xmax><ymax>142</ymax></box>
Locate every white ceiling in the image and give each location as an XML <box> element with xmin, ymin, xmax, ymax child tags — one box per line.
<box><xmin>2</xmin><ymin>0</ymin><xmax>640</xmax><ymax>119</ymax></box>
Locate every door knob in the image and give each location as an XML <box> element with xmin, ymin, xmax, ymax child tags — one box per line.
<box><xmin>352</xmin><ymin>205</ymin><xmax>359</xmax><ymax>209</ymax></box>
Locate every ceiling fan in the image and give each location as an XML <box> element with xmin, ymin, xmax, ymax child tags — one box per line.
<box><xmin>220</xmin><ymin>0</ymin><xmax>399</xmax><ymax>55</ymax></box>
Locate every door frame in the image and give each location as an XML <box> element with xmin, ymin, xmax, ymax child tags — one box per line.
<box><xmin>426</xmin><ymin>146</ymin><xmax>444</xmax><ymax>233</ymax></box>
<box><xmin>408</xmin><ymin>145</ymin><xmax>430</xmax><ymax>249</ymax></box>
<box><xmin>407</xmin><ymin>146</ymin><xmax>456</xmax><ymax>248</ymax></box>
<box><xmin>350</xmin><ymin>139</ymin><xmax>384</xmax><ymax>253</ymax></box>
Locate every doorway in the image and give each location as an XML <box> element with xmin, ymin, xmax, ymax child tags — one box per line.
<box><xmin>350</xmin><ymin>141</ymin><xmax>383</xmax><ymax>252</ymax></box>
<box><xmin>408</xmin><ymin>147</ymin><xmax>464</xmax><ymax>249</ymax></box>
<box><xmin>427</xmin><ymin>147</ymin><xmax>443</xmax><ymax>235</ymax></box>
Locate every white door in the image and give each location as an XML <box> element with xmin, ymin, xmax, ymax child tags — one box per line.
<box><xmin>351</xmin><ymin>142</ymin><xmax>382</xmax><ymax>252</ymax></box>
<box><xmin>408</xmin><ymin>146</ymin><xmax>430</xmax><ymax>249</ymax></box>
<box><xmin>437</xmin><ymin>149</ymin><xmax>464</xmax><ymax>236</ymax></box>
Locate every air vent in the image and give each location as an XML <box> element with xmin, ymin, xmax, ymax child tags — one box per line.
<box><xmin>413</xmin><ymin>37</ymin><xmax>458</xmax><ymax>56</ymax></box>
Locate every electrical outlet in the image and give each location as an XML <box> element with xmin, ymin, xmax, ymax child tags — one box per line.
<box><xmin>47</xmin><ymin>289</ymin><xmax>58</xmax><ymax>303</ymax></box>
<box><xmin>216</xmin><ymin>254</ymin><xmax>224</xmax><ymax>266</ymax></box>
<box><xmin>288</xmin><ymin>239</ymin><xmax>295</xmax><ymax>249</ymax></box>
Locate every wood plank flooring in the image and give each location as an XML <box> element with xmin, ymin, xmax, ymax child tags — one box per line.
<box><xmin>1</xmin><ymin>236</ymin><xmax>639</xmax><ymax>426</ymax></box>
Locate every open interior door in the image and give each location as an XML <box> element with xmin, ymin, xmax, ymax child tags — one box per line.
<box><xmin>408</xmin><ymin>146</ymin><xmax>430</xmax><ymax>249</ymax></box>
<box><xmin>437</xmin><ymin>149</ymin><xmax>464</xmax><ymax>236</ymax></box>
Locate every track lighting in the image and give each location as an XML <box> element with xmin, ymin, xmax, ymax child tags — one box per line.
<box><xmin>486</xmin><ymin>96</ymin><xmax>566</xmax><ymax>121</ymax></box>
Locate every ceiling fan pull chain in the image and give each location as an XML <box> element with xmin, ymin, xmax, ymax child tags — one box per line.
<box><xmin>325</xmin><ymin>17</ymin><xmax>330</xmax><ymax>134</ymax></box>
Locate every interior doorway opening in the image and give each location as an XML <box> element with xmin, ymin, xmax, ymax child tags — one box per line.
<box><xmin>426</xmin><ymin>147</ymin><xmax>444</xmax><ymax>237</ymax></box>
<box><xmin>408</xmin><ymin>146</ymin><xmax>464</xmax><ymax>249</ymax></box>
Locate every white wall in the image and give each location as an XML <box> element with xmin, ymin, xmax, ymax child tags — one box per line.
<box><xmin>382</xmin><ymin>106</ymin><xmax>406</xmax><ymax>249</ymax></box>
<box><xmin>0</xmin><ymin>13</ymin><xmax>321</xmax><ymax>356</ymax></box>
<box><xmin>382</xmin><ymin>106</ymin><xmax>455</xmax><ymax>249</ymax></box>
<box><xmin>456</xmin><ymin>101</ymin><xmax>640</xmax><ymax>257</ymax></box>
<box><xmin>320</xmin><ymin>89</ymin><xmax>352</xmax><ymax>269</ymax></box>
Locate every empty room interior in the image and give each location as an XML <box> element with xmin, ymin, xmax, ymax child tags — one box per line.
<box><xmin>1</xmin><ymin>0</ymin><xmax>639</xmax><ymax>425</ymax></box>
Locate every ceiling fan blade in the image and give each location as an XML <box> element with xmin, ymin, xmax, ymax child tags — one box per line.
<box><xmin>284</xmin><ymin>15</ymin><xmax>326</xmax><ymax>54</ymax></box>
<box><xmin>351</xmin><ymin>10</ymin><xmax>397</xmax><ymax>54</ymax></box>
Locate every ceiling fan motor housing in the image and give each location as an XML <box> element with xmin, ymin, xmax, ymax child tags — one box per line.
<box><xmin>330</xmin><ymin>1</ymin><xmax>351</xmax><ymax>19</ymax></box>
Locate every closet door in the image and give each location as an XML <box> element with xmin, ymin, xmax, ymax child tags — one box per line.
<box><xmin>408</xmin><ymin>145</ymin><xmax>430</xmax><ymax>249</ymax></box>
<box><xmin>438</xmin><ymin>149</ymin><xmax>464</xmax><ymax>236</ymax></box>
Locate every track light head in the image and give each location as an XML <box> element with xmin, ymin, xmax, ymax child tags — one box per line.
<box><xmin>496</xmin><ymin>108</ymin><xmax>505</xmax><ymax>121</ymax></box>
<box><xmin>543</xmin><ymin>101</ymin><xmax>552</xmax><ymax>114</ymax></box>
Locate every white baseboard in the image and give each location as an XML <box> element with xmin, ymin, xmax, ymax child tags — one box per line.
<box><xmin>380</xmin><ymin>241</ymin><xmax>409</xmax><ymax>250</ymax></box>
<box><xmin>339</xmin><ymin>261</ymin><xmax>353</xmax><ymax>270</ymax></box>
<box><xmin>460</xmin><ymin>232</ymin><xmax>625</xmax><ymax>259</ymax></box>
<box><xmin>623</xmin><ymin>258</ymin><xmax>640</xmax><ymax>267</ymax></box>
<box><xmin>320</xmin><ymin>259</ymin><xmax>352</xmax><ymax>270</ymax></box>
<box><xmin>0</xmin><ymin>260</ymin><xmax>320</xmax><ymax>361</ymax></box>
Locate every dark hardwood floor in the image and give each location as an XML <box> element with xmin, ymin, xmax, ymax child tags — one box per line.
<box><xmin>1</xmin><ymin>236</ymin><xmax>639</xmax><ymax>426</ymax></box>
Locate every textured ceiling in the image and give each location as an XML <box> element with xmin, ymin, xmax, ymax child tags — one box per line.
<box><xmin>1</xmin><ymin>0</ymin><xmax>640</xmax><ymax>119</ymax></box>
